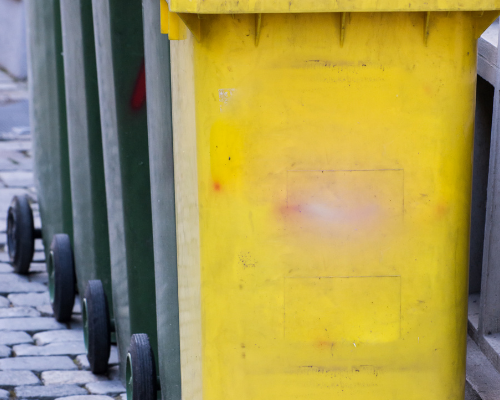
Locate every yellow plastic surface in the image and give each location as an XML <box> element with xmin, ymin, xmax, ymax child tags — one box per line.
<box><xmin>169</xmin><ymin>11</ymin><xmax>483</xmax><ymax>400</ymax></box>
<box><xmin>165</xmin><ymin>0</ymin><xmax>500</xmax><ymax>13</ymax></box>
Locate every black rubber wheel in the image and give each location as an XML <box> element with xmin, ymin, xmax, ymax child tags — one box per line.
<box><xmin>126</xmin><ymin>334</ymin><xmax>157</xmax><ymax>400</ymax></box>
<box><xmin>7</xmin><ymin>195</ymin><xmax>35</xmax><ymax>274</ymax></box>
<box><xmin>48</xmin><ymin>234</ymin><xmax>76</xmax><ymax>322</ymax></box>
<box><xmin>84</xmin><ymin>280</ymin><xmax>111</xmax><ymax>374</ymax></box>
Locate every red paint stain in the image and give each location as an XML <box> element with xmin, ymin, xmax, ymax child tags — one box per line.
<box><xmin>279</xmin><ymin>204</ymin><xmax>301</xmax><ymax>216</ymax></box>
<box><xmin>131</xmin><ymin>60</ymin><xmax>146</xmax><ymax>111</ymax></box>
<box><xmin>213</xmin><ymin>182</ymin><xmax>221</xmax><ymax>191</ymax></box>
<box><xmin>315</xmin><ymin>340</ymin><xmax>334</xmax><ymax>349</ymax></box>
<box><xmin>435</xmin><ymin>203</ymin><xmax>449</xmax><ymax>218</ymax></box>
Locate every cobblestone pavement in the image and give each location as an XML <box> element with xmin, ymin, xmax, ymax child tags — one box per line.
<box><xmin>0</xmin><ymin>70</ymin><xmax>126</xmax><ymax>400</ymax></box>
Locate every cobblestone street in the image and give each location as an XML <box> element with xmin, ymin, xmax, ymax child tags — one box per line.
<box><xmin>0</xmin><ymin>69</ymin><xmax>126</xmax><ymax>400</ymax></box>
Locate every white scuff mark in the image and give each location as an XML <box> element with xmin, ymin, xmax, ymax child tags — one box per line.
<box><xmin>418</xmin><ymin>337</ymin><xmax>419</xmax><ymax>343</ymax></box>
<box><xmin>219</xmin><ymin>89</ymin><xmax>235</xmax><ymax>112</ymax></box>
<box><xmin>353</xmin><ymin>343</ymin><xmax>356</xmax><ymax>347</ymax></box>
<box><xmin>299</xmin><ymin>203</ymin><xmax>380</xmax><ymax>225</ymax></box>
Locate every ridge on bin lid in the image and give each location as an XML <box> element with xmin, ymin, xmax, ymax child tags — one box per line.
<box><xmin>165</xmin><ymin>0</ymin><xmax>500</xmax><ymax>14</ymax></box>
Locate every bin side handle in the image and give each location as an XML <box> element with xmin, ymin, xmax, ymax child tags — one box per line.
<box><xmin>475</xmin><ymin>11</ymin><xmax>500</xmax><ymax>39</ymax></box>
<box><xmin>160</xmin><ymin>0</ymin><xmax>201</xmax><ymax>41</ymax></box>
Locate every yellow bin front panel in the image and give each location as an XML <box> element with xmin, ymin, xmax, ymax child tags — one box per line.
<box><xmin>170</xmin><ymin>12</ymin><xmax>480</xmax><ymax>400</ymax></box>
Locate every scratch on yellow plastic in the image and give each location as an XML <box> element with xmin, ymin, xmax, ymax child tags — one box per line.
<box><xmin>340</xmin><ymin>12</ymin><xmax>347</xmax><ymax>47</ymax></box>
<box><xmin>255</xmin><ymin>14</ymin><xmax>262</xmax><ymax>46</ymax></box>
<box><xmin>424</xmin><ymin>12</ymin><xmax>431</xmax><ymax>46</ymax></box>
<box><xmin>167</xmin><ymin>11</ymin><xmax>500</xmax><ymax>400</ymax></box>
<box><xmin>165</xmin><ymin>0</ymin><xmax>500</xmax><ymax>13</ymax></box>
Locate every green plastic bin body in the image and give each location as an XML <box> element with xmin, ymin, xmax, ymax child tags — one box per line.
<box><xmin>92</xmin><ymin>0</ymin><xmax>158</xmax><ymax>379</ymax></box>
<box><xmin>142</xmin><ymin>0</ymin><xmax>181</xmax><ymax>398</ymax></box>
<box><xmin>26</xmin><ymin>0</ymin><xmax>73</xmax><ymax>261</ymax></box>
<box><xmin>59</xmin><ymin>0</ymin><xmax>114</xmax><ymax>320</ymax></box>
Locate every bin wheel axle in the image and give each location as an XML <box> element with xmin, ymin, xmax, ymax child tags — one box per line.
<box><xmin>84</xmin><ymin>280</ymin><xmax>111</xmax><ymax>374</ymax></box>
<box><xmin>126</xmin><ymin>334</ymin><xmax>157</xmax><ymax>400</ymax></box>
<box><xmin>7</xmin><ymin>195</ymin><xmax>35</xmax><ymax>274</ymax></box>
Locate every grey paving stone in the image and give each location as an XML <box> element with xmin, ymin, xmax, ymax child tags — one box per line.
<box><xmin>0</xmin><ymin>307</ymin><xmax>40</xmax><ymax>318</ymax></box>
<box><xmin>0</xmin><ymin>346</ymin><xmax>10</xmax><ymax>358</ymax></box>
<box><xmin>41</xmin><ymin>371</ymin><xmax>108</xmax><ymax>386</ymax></box>
<box><xmin>75</xmin><ymin>345</ymin><xmax>117</xmax><ymax>371</ymax></box>
<box><xmin>0</xmin><ymin>370</ymin><xmax>40</xmax><ymax>388</ymax></box>
<box><xmin>55</xmin><ymin>397</ymin><xmax>115</xmax><ymax>400</ymax></box>
<box><xmin>0</xmin><ymin>297</ymin><xmax>9</xmax><ymax>308</ymax></box>
<box><xmin>85</xmin><ymin>381</ymin><xmax>125</xmax><ymax>396</ymax></box>
<box><xmin>74</xmin><ymin>355</ymin><xmax>89</xmax><ymax>370</ymax></box>
<box><xmin>73</xmin><ymin>297</ymin><xmax>81</xmax><ymax>314</ymax></box>
<box><xmin>34</xmin><ymin>246</ymin><xmax>43</xmax><ymax>257</ymax></box>
<box><xmin>0</xmin><ymin>356</ymin><xmax>77</xmax><ymax>371</ymax></box>
<box><xmin>0</xmin><ymin>388</ymin><xmax>8</xmax><ymax>399</ymax></box>
<box><xmin>33</xmin><ymin>330</ymin><xmax>83</xmax><ymax>346</ymax></box>
<box><xmin>37</xmin><ymin>304</ymin><xmax>54</xmax><ymax>317</ymax></box>
<box><xmin>0</xmin><ymin>158</ymin><xmax>26</xmax><ymax>172</ymax></box>
<box><xmin>0</xmin><ymin>272</ymin><xmax>29</xmax><ymax>282</ymax></box>
<box><xmin>69</xmin><ymin>315</ymin><xmax>82</xmax><ymax>330</ymax></box>
<box><xmin>109</xmin><ymin>346</ymin><xmax>118</xmax><ymax>365</ymax></box>
<box><xmin>14</xmin><ymin>342</ymin><xmax>86</xmax><ymax>356</ymax></box>
<box><xmin>0</xmin><ymin>140</ymin><xmax>31</xmax><ymax>152</ymax></box>
<box><xmin>0</xmin><ymin>254</ymin><xmax>9</xmax><ymax>263</ymax></box>
<box><xmin>34</xmin><ymin>240</ymin><xmax>44</xmax><ymax>252</ymax></box>
<box><xmin>29</xmin><ymin>272</ymin><xmax>48</xmax><ymax>284</ymax></box>
<box><xmin>0</xmin><ymin>264</ymin><xmax>12</xmax><ymax>273</ymax></box>
<box><xmin>118</xmin><ymin>393</ymin><xmax>126</xmax><ymax>400</ymax></box>
<box><xmin>0</xmin><ymin>281</ymin><xmax>46</xmax><ymax>295</ymax></box>
<box><xmin>0</xmin><ymin>330</ymin><xmax>33</xmax><ymax>345</ymax></box>
<box><xmin>107</xmin><ymin>366</ymin><xmax>119</xmax><ymax>381</ymax></box>
<box><xmin>30</xmin><ymin>263</ymin><xmax>46</xmax><ymax>272</ymax></box>
<box><xmin>0</xmin><ymin>318</ymin><xmax>65</xmax><ymax>333</ymax></box>
<box><xmin>0</xmin><ymin>171</ymin><xmax>34</xmax><ymax>187</ymax></box>
<box><xmin>9</xmin><ymin>292</ymin><xmax>49</xmax><ymax>307</ymax></box>
<box><xmin>0</xmin><ymin>189</ymin><xmax>31</xmax><ymax>212</ymax></box>
<box><xmin>15</xmin><ymin>384</ymin><xmax>87</xmax><ymax>399</ymax></box>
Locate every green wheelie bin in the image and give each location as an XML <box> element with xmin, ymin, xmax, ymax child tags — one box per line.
<box><xmin>124</xmin><ymin>0</ymin><xmax>179</xmax><ymax>399</ymax></box>
<box><xmin>56</xmin><ymin>0</ymin><xmax>116</xmax><ymax>373</ymax></box>
<box><xmin>89</xmin><ymin>0</ymin><xmax>159</xmax><ymax>382</ymax></box>
<box><xmin>8</xmin><ymin>0</ymin><xmax>73</xmax><ymax>288</ymax></box>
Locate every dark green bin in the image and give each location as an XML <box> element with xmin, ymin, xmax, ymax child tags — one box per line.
<box><xmin>121</xmin><ymin>2</ymin><xmax>181</xmax><ymax>399</ymax></box>
<box><xmin>142</xmin><ymin>0</ymin><xmax>181</xmax><ymax>399</ymax></box>
<box><xmin>91</xmin><ymin>0</ymin><xmax>158</xmax><ymax>381</ymax></box>
<box><xmin>25</xmin><ymin>0</ymin><xmax>73</xmax><ymax>266</ymax></box>
<box><xmin>59</xmin><ymin>0</ymin><xmax>116</xmax><ymax>371</ymax></box>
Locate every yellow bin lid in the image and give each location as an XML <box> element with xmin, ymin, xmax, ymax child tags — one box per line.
<box><xmin>165</xmin><ymin>0</ymin><xmax>500</xmax><ymax>14</ymax></box>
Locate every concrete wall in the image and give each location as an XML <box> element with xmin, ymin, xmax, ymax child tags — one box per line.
<box><xmin>0</xmin><ymin>0</ymin><xmax>27</xmax><ymax>80</ymax></box>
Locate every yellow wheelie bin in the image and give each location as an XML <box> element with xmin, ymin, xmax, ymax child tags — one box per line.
<box><xmin>135</xmin><ymin>2</ymin><xmax>500</xmax><ymax>400</ymax></box>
